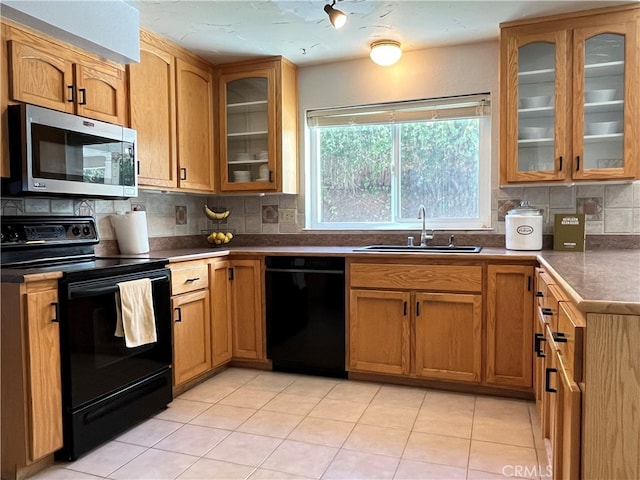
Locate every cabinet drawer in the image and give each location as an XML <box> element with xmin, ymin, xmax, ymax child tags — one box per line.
<box><xmin>557</xmin><ymin>301</ymin><xmax>585</xmax><ymax>383</ymax></box>
<box><xmin>350</xmin><ymin>263</ymin><xmax>482</xmax><ymax>292</ymax></box>
<box><xmin>169</xmin><ymin>262</ymin><xmax>209</xmax><ymax>294</ymax></box>
<box><xmin>535</xmin><ymin>271</ymin><xmax>555</xmax><ymax>309</ymax></box>
<box><xmin>537</xmin><ymin>283</ymin><xmax>567</xmax><ymax>332</ymax></box>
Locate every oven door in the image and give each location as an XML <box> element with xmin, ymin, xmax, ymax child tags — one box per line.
<box><xmin>59</xmin><ymin>268</ymin><xmax>172</xmax><ymax>409</ymax></box>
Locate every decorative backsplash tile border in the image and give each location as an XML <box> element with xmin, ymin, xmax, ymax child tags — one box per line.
<box><xmin>2</xmin><ymin>182</ymin><xmax>638</xmax><ymax>242</ymax></box>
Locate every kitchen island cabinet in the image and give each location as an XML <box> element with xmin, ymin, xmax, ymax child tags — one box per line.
<box><xmin>499</xmin><ymin>4</ymin><xmax>639</xmax><ymax>184</ymax></box>
<box><xmin>1</xmin><ymin>277</ymin><xmax>63</xmax><ymax>480</ymax></box>
<box><xmin>216</xmin><ymin>57</ymin><xmax>298</xmax><ymax>193</ymax></box>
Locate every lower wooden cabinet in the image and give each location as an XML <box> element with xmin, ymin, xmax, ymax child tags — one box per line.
<box><xmin>348</xmin><ymin>262</ymin><xmax>483</xmax><ymax>383</ymax></box>
<box><xmin>169</xmin><ymin>261</ymin><xmax>212</xmax><ymax>387</ymax></box>
<box><xmin>210</xmin><ymin>259</ymin><xmax>232</xmax><ymax>367</ymax></box>
<box><xmin>171</xmin><ymin>289</ymin><xmax>212</xmax><ymax>386</ymax></box>
<box><xmin>486</xmin><ymin>264</ymin><xmax>534</xmax><ymax>388</ymax></box>
<box><xmin>349</xmin><ymin>289</ymin><xmax>410</xmax><ymax>375</ymax></box>
<box><xmin>1</xmin><ymin>279</ymin><xmax>63</xmax><ymax>480</ymax></box>
<box><xmin>415</xmin><ymin>292</ymin><xmax>482</xmax><ymax>383</ymax></box>
<box><xmin>230</xmin><ymin>259</ymin><xmax>264</xmax><ymax>360</ymax></box>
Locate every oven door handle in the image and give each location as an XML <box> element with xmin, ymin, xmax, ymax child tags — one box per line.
<box><xmin>68</xmin><ymin>275</ymin><xmax>169</xmax><ymax>299</ymax></box>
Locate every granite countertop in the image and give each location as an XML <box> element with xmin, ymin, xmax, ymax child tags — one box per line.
<box><xmin>537</xmin><ymin>250</ymin><xmax>640</xmax><ymax>315</ymax></box>
<box><xmin>2</xmin><ymin>245</ymin><xmax>638</xmax><ymax>315</ymax></box>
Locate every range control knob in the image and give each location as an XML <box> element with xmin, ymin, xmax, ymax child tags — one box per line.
<box><xmin>82</xmin><ymin>226</ymin><xmax>91</xmax><ymax>236</ymax></box>
<box><xmin>71</xmin><ymin>226</ymin><xmax>81</xmax><ymax>236</ymax></box>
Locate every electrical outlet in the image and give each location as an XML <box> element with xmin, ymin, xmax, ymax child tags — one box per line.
<box><xmin>280</xmin><ymin>208</ymin><xmax>296</xmax><ymax>223</ymax></box>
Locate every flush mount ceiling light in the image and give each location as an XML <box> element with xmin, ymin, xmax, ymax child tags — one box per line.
<box><xmin>370</xmin><ymin>40</ymin><xmax>402</xmax><ymax>66</ymax></box>
<box><xmin>324</xmin><ymin>0</ymin><xmax>347</xmax><ymax>29</ymax></box>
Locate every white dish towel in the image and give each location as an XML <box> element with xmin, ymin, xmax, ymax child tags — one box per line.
<box><xmin>114</xmin><ymin>278</ymin><xmax>157</xmax><ymax>348</ymax></box>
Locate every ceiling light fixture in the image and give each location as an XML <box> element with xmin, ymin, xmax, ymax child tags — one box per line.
<box><xmin>370</xmin><ymin>40</ymin><xmax>402</xmax><ymax>66</ymax></box>
<box><xmin>324</xmin><ymin>0</ymin><xmax>347</xmax><ymax>29</ymax></box>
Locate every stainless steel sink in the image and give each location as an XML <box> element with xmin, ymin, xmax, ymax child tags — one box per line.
<box><xmin>355</xmin><ymin>245</ymin><xmax>482</xmax><ymax>253</ymax></box>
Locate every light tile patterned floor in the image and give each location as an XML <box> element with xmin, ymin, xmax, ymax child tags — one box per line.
<box><xmin>32</xmin><ymin>368</ymin><xmax>549</xmax><ymax>480</ymax></box>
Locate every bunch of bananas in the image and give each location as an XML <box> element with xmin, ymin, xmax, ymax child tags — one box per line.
<box><xmin>207</xmin><ymin>231</ymin><xmax>233</xmax><ymax>245</ymax></box>
<box><xmin>204</xmin><ymin>205</ymin><xmax>230</xmax><ymax>220</ymax></box>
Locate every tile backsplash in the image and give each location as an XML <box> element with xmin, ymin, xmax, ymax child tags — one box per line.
<box><xmin>2</xmin><ymin>182</ymin><xmax>639</xmax><ymax>240</ymax></box>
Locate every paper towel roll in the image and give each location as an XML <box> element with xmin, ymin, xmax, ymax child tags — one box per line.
<box><xmin>110</xmin><ymin>211</ymin><xmax>150</xmax><ymax>254</ymax></box>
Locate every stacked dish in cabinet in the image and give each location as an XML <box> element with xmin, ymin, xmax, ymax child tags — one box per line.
<box><xmin>225</xmin><ymin>78</ymin><xmax>270</xmax><ymax>182</ymax></box>
<box><xmin>581</xmin><ymin>33</ymin><xmax>624</xmax><ymax>170</ymax></box>
<box><xmin>517</xmin><ymin>42</ymin><xmax>556</xmax><ymax>173</ymax></box>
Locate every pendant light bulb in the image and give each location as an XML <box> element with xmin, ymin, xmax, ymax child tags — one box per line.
<box><xmin>370</xmin><ymin>40</ymin><xmax>402</xmax><ymax>66</ymax></box>
<box><xmin>324</xmin><ymin>1</ymin><xmax>347</xmax><ymax>29</ymax></box>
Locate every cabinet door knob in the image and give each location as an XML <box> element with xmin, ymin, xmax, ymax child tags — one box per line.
<box><xmin>545</xmin><ymin>367</ymin><xmax>557</xmax><ymax>393</ymax></box>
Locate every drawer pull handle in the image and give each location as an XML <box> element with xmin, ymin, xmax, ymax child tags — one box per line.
<box><xmin>541</xmin><ymin>307</ymin><xmax>553</xmax><ymax>316</ymax></box>
<box><xmin>553</xmin><ymin>332</ymin><xmax>568</xmax><ymax>343</ymax></box>
<box><xmin>535</xmin><ymin>291</ymin><xmax>544</xmax><ymax>298</ymax></box>
<box><xmin>185</xmin><ymin>277</ymin><xmax>200</xmax><ymax>282</ymax></box>
<box><xmin>545</xmin><ymin>367</ymin><xmax>557</xmax><ymax>393</ymax></box>
<box><xmin>51</xmin><ymin>302</ymin><xmax>60</xmax><ymax>323</ymax></box>
<box><xmin>534</xmin><ymin>333</ymin><xmax>546</xmax><ymax>358</ymax></box>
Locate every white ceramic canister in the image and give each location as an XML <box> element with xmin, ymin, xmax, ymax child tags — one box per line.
<box><xmin>505</xmin><ymin>203</ymin><xmax>543</xmax><ymax>250</ymax></box>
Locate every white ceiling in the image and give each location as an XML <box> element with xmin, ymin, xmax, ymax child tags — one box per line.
<box><xmin>127</xmin><ymin>0</ymin><xmax>634</xmax><ymax>66</ymax></box>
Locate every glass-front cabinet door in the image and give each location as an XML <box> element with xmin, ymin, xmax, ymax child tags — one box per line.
<box><xmin>572</xmin><ymin>23</ymin><xmax>637</xmax><ymax>180</ymax></box>
<box><xmin>219</xmin><ymin>69</ymin><xmax>277</xmax><ymax>191</ymax></box>
<box><xmin>502</xmin><ymin>30</ymin><xmax>570</xmax><ymax>183</ymax></box>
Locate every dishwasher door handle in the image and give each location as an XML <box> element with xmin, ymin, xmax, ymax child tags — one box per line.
<box><xmin>265</xmin><ymin>268</ymin><xmax>345</xmax><ymax>275</ymax></box>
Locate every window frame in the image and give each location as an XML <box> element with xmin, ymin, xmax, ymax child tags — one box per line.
<box><xmin>305</xmin><ymin>94</ymin><xmax>492</xmax><ymax>231</ymax></box>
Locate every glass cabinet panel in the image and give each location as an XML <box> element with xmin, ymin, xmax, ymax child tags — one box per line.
<box><xmin>225</xmin><ymin>77</ymin><xmax>270</xmax><ymax>183</ymax></box>
<box><xmin>517</xmin><ymin>42</ymin><xmax>556</xmax><ymax>174</ymax></box>
<box><xmin>582</xmin><ymin>33</ymin><xmax>625</xmax><ymax>170</ymax></box>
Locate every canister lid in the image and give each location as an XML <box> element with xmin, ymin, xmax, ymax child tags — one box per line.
<box><xmin>506</xmin><ymin>201</ymin><xmax>543</xmax><ymax>216</ymax></box>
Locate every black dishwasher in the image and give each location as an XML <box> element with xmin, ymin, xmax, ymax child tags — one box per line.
<box><xmin>265</xmin><ymin>256</ymin><xmax>346</xmax><ymax>378</ymax></box>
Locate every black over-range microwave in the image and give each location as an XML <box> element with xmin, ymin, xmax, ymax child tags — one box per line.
<box><xmin>5</xmin><ymin>103</ymin><xmax>138</xmax><ymax>198</ymax></box>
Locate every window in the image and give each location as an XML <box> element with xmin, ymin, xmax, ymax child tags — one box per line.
<box><xmin>307</xmin><ymin>94</ymin><xmax>491</xmax><ymax>230</ymax></box>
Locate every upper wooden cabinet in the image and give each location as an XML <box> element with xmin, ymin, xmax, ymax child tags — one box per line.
<box><xmin>5</xmin><ymin>31</ymin><xmax>127</xmax><ymax>125</ymax></box>
<box><xmin>128</xmin><ymin>34</ymin><xmax>178</xmax><ymax>189</ymax></box>
<box><xmin>216</xmin><ymin>57</ymin><xmax>298</xmax><ymax>193</ymax></box>
<box><xmin>499</xmin><ymin>5</ymin><xmax>639</xmax><ymax>184</ymax></box>
<box><xmin>176</xmin><ymin>57</ymin><xmax>215</xmax><ymax>192</ymax></box>
<box><xmin>128</xmin><ymin>31</ymin><xmax>214</xmax><ymax>192</ymax></box>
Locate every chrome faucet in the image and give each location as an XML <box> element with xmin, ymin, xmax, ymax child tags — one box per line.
<box><xmin>417</xmin><ymin>205</ymin><xmax>433</xmax><ymax>247</ymax></box>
